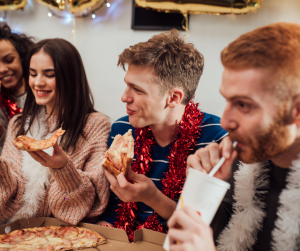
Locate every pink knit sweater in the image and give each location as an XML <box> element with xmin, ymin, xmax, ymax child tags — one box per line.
<box><xmin>0</xmin><ymin>112</ymin><xmax>111</xmax><ymax>225</ymax></box>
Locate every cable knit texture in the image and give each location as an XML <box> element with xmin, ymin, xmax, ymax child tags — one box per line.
<box><xmin>0</xmin><ymin>112</ymin><xmax>110</xmax><ymax>225</ymax></box>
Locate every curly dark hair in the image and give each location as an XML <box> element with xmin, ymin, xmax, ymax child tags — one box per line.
<box><xmin>0</xmin><ymin>23</ymin><xmax>34</xmax><ymax>90</ymax></box>
<box><xmin>118</xmin><ymin>29</ymin><xmax>204</xmax><ymax>105</ymax></box>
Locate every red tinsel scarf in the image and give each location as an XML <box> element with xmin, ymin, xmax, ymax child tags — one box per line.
<box><xmin>0</xmin><ymin>92</ymin><xmax>22</xmax><ymax>119</ymax></box>
<box><xmin>114</xmin><ymin>101</ymin><xmax>204</xmax><ymax>241</ymax></box>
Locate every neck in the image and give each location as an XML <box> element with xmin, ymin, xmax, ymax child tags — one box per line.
<box><xmin>271</xmin><ymin>137</ymin><xmax>300</xmax><ymax>168</ymax></box>
<box><xmin>150</xmin><ymin>105</ymin><xmax>186</xmax><ymax>147</ymax></box>
<box><xmin>46</xmin><ymin>103</ymin><xmax>58</xmax><ymax>117</ymax></box>
<box><xmin>9</xmin><ymin>78</ymin><xmax>26</xmax><ymax>97</ymax></box>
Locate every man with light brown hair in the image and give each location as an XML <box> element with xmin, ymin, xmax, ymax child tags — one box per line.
<box><xmin>97</xmin><ymin>29</ymin><xmax>228</xmax><ymax>239</ymax></box>
<box><xmin>168</xmin><ymin>23</ymin><xmax>300</xmax><ymax>251</ymax></box>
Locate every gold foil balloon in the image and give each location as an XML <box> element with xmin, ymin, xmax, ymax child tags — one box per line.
<box><xmin>135</xmin><ymin>0</ymin><xmax>262</xmax><ymax>15</ymax></box>
<box><xmin>35</xmin><ymin>0</ymin><xmax>65</xmax><ymax>11</ymax></box>
<box><xmin>0</xmin><ymin>0</ymin><xmax>27</xmax><ymax>10</ymax></box>
<box><xmin>36</xmin><ymin>0</ymin><xmax>104</xmax><ymax>13</ymax></box>
<box><xmin>69</xmin><ymin>0</ymin><xmax>104</xmax><ymax>13</ymax></box>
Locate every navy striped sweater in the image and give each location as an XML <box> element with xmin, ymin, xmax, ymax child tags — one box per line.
<box><xmin>98</xmin><ymin>112</ymin><xmax>228</xmax><ymax>225</ymax></box>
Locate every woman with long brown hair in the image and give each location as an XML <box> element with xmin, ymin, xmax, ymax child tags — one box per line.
<box><xmin>0</xmin><ymin>38</ymin><xmax>110</xmax><ymax>225</ymax></box>
<box><xmin>0</xmin><ymin>23</ymin><xmax>34</xmax><ymax>153</ymax></box>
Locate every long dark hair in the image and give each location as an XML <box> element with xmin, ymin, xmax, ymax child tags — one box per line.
<box><xmin>15</xmin><ymin>38</ymin><xmax>96</xmax><ymax>152</ymax></box>
<box><xmin>0</xmin><ymin>23</ymin><xmax>34</xmax><ymax>93</ymax></box>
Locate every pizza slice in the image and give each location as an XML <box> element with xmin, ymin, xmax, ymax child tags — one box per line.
<box><xmin>101</xmin><ymin>129</ymin><xmax>134</xmax><ymax>177</ymax></box>
<box><xmin>0</xmin><ymin>226</ymin><xmax>106</xmax><ymax>251</ymax></box>
<box><xmin>13</xmin><ymin>128</ymin><xmax>65</xmax><ymax>151</ymax></box>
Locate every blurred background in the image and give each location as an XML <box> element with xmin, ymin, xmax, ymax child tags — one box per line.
<box><xmin>4</xmin><ymin>0</ymin><xmax>300</xmax><ymax>120</ymax></box>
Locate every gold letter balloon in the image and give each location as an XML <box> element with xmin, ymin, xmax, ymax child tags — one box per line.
<box><xmin>135</xmin><ymin>0</ymin><xmax>262</xmax><ymax>15</ymax></box>
<box><xmin>36</xmin><ymin>0</ymin><xmax>104</xmax><ymax>14</ymax></box>
<box><xmin>0</xmin><ymin>0</ymin><xmax>27</xmax><ymax>11</ymax></box>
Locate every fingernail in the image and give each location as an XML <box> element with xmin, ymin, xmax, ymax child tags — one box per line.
<box><xmin>196</xmin><ymin>211</ymin><xmax>201</xmax><ymax>216</ymax></box>
<box><xmin>224</xmin><ymin>152</ymin><xmax>230</xmax><ymax>158</ymax></box>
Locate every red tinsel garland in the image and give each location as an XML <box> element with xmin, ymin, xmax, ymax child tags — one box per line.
<box><xmin>114</xmin><ymin>101</ymin><xmax>204</xmax><ymax>242</ymax></box>
<box><xmin>0</xmin><ymin>93</ymin><xmax>22</xmax><ymax>119</ymax></box>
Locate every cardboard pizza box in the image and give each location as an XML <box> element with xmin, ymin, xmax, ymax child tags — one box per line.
<box><xmin>0</xmin><ymin>217</ymin><xmax>166</xmax><ymax>251</ymax></box>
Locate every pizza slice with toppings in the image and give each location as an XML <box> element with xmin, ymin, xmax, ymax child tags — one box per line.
<box><xmin>13</xmin><ymin>128</ymin><xmax>65</xmax><ymax>151</ymax></box>
<box><xmin>0</xmin><ymin>226</ymin><xmax>106</xmax><ymax>251</ymax></box>
<box><xmin>101</xmin><ymin>129</ymin><xmax>134</xmax><ymax>177</ymax></box>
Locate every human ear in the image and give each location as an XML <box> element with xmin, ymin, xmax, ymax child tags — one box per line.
<box><xmin>166</xmin><ymin>88</ymin><xmax>184</xmax><ymax>108</ymax></box>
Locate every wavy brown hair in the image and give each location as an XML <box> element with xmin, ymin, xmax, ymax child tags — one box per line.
<box><xmin>15</xmin><ymin>39</ymin><xmax>96</xmax><ymax>152</ymax></box>
<box><xmin>118</xmin><ymin>29</ymin><xmax>204</xmax><ymax>105</ymax></box>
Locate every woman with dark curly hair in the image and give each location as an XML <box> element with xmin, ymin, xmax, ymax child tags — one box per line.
<box><xmin>0</xmin><ymin>23</ymin><xmax>34</xmax><ymax>153</ymax></box>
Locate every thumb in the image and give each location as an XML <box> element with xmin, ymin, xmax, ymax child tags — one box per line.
<box><xmin>127</xmin><ymin>167</ymin><xmax>137</xmax><ymax>180</ymax></box>
<box><xmin>53</xmin><ymin>142</ymin><xmax>62</xmax><ymax>155</ymax></box>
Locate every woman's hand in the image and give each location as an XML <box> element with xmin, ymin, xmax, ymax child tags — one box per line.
<box><xmin>28</xmin><ymin>142</ymin><xmax>69</xmax><ymax>169</ymax></box>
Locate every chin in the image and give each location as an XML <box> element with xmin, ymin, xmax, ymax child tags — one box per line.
<box><xmin>2</xmin><ymin>81</ymin><xmax>18</xmax><ymax>90</ymax></box>
<box><xmin>128</xmin><ymin>116</ymin><xmax>147</xmax><ymax>129</ymax></box>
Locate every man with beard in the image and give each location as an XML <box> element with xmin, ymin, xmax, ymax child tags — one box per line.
<box><xmin>167</xmin><ymin>22</ymin><xmax>300</xmax><ymax>251</ymax></box>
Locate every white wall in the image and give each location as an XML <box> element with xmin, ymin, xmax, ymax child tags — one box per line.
<box><xmin>6</xmin><ymin>0</ymin><xmax>300</xmax><ymax>120</ymax></box>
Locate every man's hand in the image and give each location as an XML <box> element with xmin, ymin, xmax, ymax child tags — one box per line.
<box><xmin>105</xmin><ymin>168</ymin><xmax>158</xmax><ymax>204</ymax></box>
<box><xmin>28</xmin><ymin>142</ymin><xmax>69</xmax><ymax>169</ymax></box>
<box><xmin>186</xmin><ymin>137</ymin><xmax>237</xmax><ymax>181</ymax></box>
<box><xmin>168</xmin><ymin>206</ymin><xmax>216</xmax><ymax>251</ymax></box>
<box><xmin>105</xmin><ymin>168</ymin><xmax>177</xmax><ymax>220</ymax></box>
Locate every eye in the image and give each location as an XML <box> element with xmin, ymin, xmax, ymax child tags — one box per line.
<box><xmin>46</xmin><ymin>74</ymin><xmax>55</xmax><ymax>78</ymax></box>
<box><xmin>5</xmin><ymin>58</ymin><xmax>14</xmax><ymax>63</ymax></box>
<box><xmin>29</xmin><ymin>73</ymin><xmax>37</xmax><ymax>77</ymax></box>
<box><xmin>236</xmin><ymin>101</ymin><xmax>251</xmax><ymax>112</ymax></box>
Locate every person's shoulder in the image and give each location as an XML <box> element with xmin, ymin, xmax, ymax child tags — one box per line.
<box><xmin>196</xmin><ymin>112</ymin><xmax>228</xmax><ymax>146</ymax></box>
<box><xmin>84</xmin><ymin>112</ymin><xmax>111</xmax><ymax>134</ymax></box>
<box><xmin>8</xmin><ymin>114</ymin><xmax>22</xmax><ymax>129</ymax></box>
<box><xmin>110</xmin><ymin>115</ymin><xmax>134</xmax><ymax>137</ymax></box>
<box><xmin>201</xmin><ymin>112</ymin><xmax>222</xmax><ymax>125</ymax></box>
<box><xmin>86</xmin><ymin>112</ymin><xmax>110</xmax><ymax>125</ymax></box>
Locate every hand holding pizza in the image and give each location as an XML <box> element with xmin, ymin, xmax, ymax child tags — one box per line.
<box><xmin>13</xmin><ymin>128</ymin><xmax>68</xmax><ymax>169</ymax></box>
<box><xmin>28</xmin><ymin>142</ymin><xmax>69</xmax><ymax>169</ymax></box>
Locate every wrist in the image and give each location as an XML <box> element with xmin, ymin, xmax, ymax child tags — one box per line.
<box><xmin>142</xmin><ymin>185</ymin><xmax>160</xmax><ymax>206</ymax></box>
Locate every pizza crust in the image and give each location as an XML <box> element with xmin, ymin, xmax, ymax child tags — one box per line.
<box><xmin>13</xmin><ymin>128</ymin><xmax>65</xmax><ymax>151</ymax></box>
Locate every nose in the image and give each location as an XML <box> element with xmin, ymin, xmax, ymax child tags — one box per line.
<box><xmin>32</xmin><ymin>74</ymin><xmax>46</xmax><ymax>88</ymax></box>
<box><xmin>121</xmin><ymin>87</ymin><xmax>133</xmax><ymax>103</ymax></box>
<box><xmin>220</xmin><ymin>103</ymin><xmax>238</xmax><ymax>131</ymax></box>
<box><xmin>0</xmin><ymin>63</ymin><xmax>8</xmax><ymax>74</ymax></box>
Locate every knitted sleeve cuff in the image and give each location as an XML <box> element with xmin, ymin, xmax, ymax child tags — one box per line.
<box><xmin>49</xmin><ymin>160</ymin><xmax>83</xmax><ymax>192</ymax></box>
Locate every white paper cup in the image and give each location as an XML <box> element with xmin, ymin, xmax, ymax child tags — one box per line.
<box><xmin>163</xmin><ymin>168</ymin><xmax>230</xmax><ymax>250</ymax></box>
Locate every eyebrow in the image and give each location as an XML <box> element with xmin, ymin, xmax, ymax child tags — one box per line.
<box><xmin>228</xmin><ymin>96</ymin><xmax>254</xmax><ymax>101</ymax></box>
<box><xmin>124</xmin><ymin>78</ymin><xmax>146</xmax><ymax>92</ymax></box>
<box><xmin>3</xmin><ymin>53</ymin><xmax>14</xmax><ymax>59</ymax></box>
<box><xmin>29</xmin><ymin>68</ymin><xmax>55</xmax><ymax>73</ymax></box>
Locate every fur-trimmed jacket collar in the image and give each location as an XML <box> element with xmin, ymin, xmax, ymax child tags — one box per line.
<box><xmin>10</xmin><ymin>108</ymin><xmax>55</xmax><ymax>222</ymax></box>
<box><xmin>217</xmin><ymin>160</ymin><xmax>300</xmax><ymax>251</ymax></box>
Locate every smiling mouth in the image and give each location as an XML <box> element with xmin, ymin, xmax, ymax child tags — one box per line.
<box><xmin>36</xmin><ymin>90</ymin><xmax>52</xmax><ymax>97</ymax></box>
<box><xmin>1</xmin><ymin>74</ymin><xmax>14</xmax><ymax>80</ymax></box>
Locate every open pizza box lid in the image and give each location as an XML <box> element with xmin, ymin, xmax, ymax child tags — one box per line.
<box><xmin>0</xmin><ymin>217</ymin><xmax>166</xmax><ymax>251</ymax></box>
